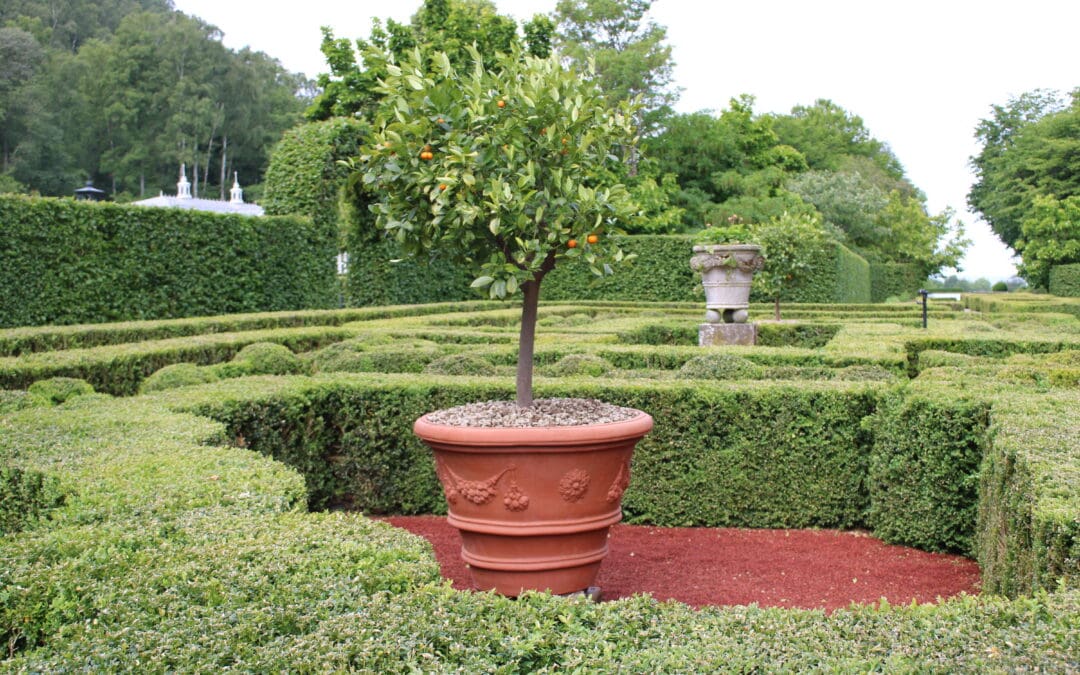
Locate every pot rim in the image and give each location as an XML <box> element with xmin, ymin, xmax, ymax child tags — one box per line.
<box><xmin>414</xmin><ymin>409</ymin><xmax>654</xmax><ymax>447</ymax></box>
<box><xmin>692</xmin><ymin>243</ymin><xmax>762</xmax><ymax>252</ymax></box>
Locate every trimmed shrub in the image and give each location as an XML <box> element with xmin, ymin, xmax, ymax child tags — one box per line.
<box><xmin>0</xmin><ymin>466</ymin><xmax>65</xmax><ymax>535</ymax></box>
<box><xmin>519</xmin><ymin>236</ymin><xmax>869</xmax><ymax>304</ymax></box>
<box><xmin>756</xmin><ymin>323</ymin><xmax>841</xmax><ymax>348</ymax></box>
<box><xmin>216</xmin><ymin>342</ymin><xmax>307</xmax><ymax>377</ymax></box>
<box><xmin>676</xmin><ymin>353</ymin><xmax>765</xmax><ymax>380</ymax></box>
<box><xmin>263</xmin><ymin>118</ymin><xmax>369</xmax><ymax>237</ymax></box>
<box><xmin>0</xmin><ymin>195</ymin><xmax>337</xmax><ymax>327</ymax></box>
<box><xmin>1048</xmin><ymin>262</ymin><xmax>1080</xmax><ymax>297</ymax></box>
<box><xmin>308</xmin><ymin>338</ymin><xmax>442</xmax><ymax>374</ymax></box>
<box><xmin>543</xmin><ymin>353</ymin><xmax>614</xmax><ymax>377</ymax></box>
<box><xmin>140</xmin><ymin>363</ymin><xmax>220</xmax><ymax>393</ymax></box>
<box><xmin>27</xmin><ymin>377</ymin><xmax>94</xmax><ymax>405</ymax></box>
<box><xmin>0</xmin><ymin>389</ymin><xmax>46</xmax><ymax>413</ymax></box>
<box><xmin>423</xmin><ymin>353</ymin><xmax>498</xmax><ymax>376</ymax></box>
<box><xmin>346</xmin><ymin>238</ymin><xmax>476</xmax><ymax>307</ymax></box>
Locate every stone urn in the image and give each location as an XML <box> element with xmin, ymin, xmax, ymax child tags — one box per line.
<box><xmin>690</xmin><ymin>244</ymin><xmax>765</xmax><ymax>323</ymax></box>
<box><xmin>414</xmin><ymin>409</ymin><xmax>653</xmax><ymax>597</ymax></box>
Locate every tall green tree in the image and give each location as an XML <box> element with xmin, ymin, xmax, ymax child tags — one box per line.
<box><xmin>308</xmin><ymin>0</ymin><xmax>553</xmax><ymax>122</ymax></box>
<box><xmin>1016</xmin><ymin>195</ymin><xmax>1080</xmax><ymax>289</ymax></box>
<box><xmin>552</xmin><ymin>0</ymin><xmax>677</xmax><ymax>135</ymax></box>
<box><xmin>969</xmin><ymin>89</ymin><xmax>1079</xmax><ymax>250</ymax></box>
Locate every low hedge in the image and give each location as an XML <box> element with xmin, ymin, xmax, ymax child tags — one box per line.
<box><xmin>0</xmin><ymin>326</ymin><xmax>354</xmax><ymax>395</ymax></box>
<box><xmin>964</xmin><ymin>292</ymin><xmax>1080</xmax><ymax>320</ymax></box>
<box><xmin>1049</xmin><ymin>262</ymin><xmax>1080</xmax><ymax>297</ymax></box>
<box><xmin>1</xmin><ymin>301</ymin><xmax>1078</xmax><ymax>670</ymax></box>
<box><xmin>0</xmin><ymin>195</ymin><xmax>338</xmax><ymax>327</ymax></box>
<box><xmin>1</xmin><ymin>372</ymin><xmax>1077</xmax><ymax>670</ymax></box>
<box><xmin>0</xmin><ymin>301</ymin><xmax>502</xmax><ymax>357</ymax></box>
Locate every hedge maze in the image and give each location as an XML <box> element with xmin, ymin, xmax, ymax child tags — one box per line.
<box><xmin>1</xmin><ymin>295</ymin><xmax>1077</xmax><ymax>670</ymax></box>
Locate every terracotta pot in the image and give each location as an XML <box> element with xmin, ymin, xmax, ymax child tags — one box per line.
<box><xmin>690</xmin><ymin>244</ymin><xmax>764</xmax><ymax>324</ymax></box>
<box><xmin>414</xmin><ymin>410</ymin><xmax>653</xmax><ymax>596</ymax></box>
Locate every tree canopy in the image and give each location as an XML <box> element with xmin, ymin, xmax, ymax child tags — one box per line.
<box><xmin>0</xmin><ymin>0</ymin><xmax>309</xmax><ymax>199</ymax></box>
<box><xmin>552</xmin><ymin>0</ymin><xmax>677</xmax><ymax>136</ymax></box>
<box><xmin>359</xmin><ymin>44</ymin><xmax>639</xmax><ymax>405</ymax></box>
<box><xmin>969</xmin><ymin>89</ymin><xmax>1080</xmax><ymax>251</ymax></box>
<box><xmin>307</xmin><ymin>0</ymin><xmax>554</xmax><ymax>122</ymax></box>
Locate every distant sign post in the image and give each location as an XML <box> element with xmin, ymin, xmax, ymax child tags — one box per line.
<box><xmin>919</xmin><ymin>289</ymin><xmax>929</xmax><ymax>329</ymax></box>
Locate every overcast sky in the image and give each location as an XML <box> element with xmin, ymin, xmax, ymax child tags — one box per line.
<box><xmin>172</xmin><ymin>0</ymin><xmax>1080</xmax><ymax>281</ymax></box>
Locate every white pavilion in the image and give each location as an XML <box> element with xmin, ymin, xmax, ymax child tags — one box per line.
<box><xmin>133</xmin><ymin>165</ymin><xmax>264</xmax><ymax>217</ymax></box>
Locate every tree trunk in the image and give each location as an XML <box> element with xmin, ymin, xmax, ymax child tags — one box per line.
<box><xmin>516</xmin><ymin>277</ymin><xmax>541</xmax><ymax>408</ymax></box>
<box><xmin>219</xmin><ymin>135</ymin><xmax>228</xmax><ymax>200</ymax></box>
<box><xmin>193</xmin><ymin>158</ymin><xmax>199</xmax><ymax>198</ymax></box>
<box><xmin>774</xmin><ymin>297</ymin><xmax>781</xmax><ymax>321</ymax></box>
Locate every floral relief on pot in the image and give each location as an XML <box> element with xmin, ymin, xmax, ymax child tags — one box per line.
<box><xmin>436</xmin><ymin>459</ymin><xmax>513</xmax><ymax>506</ymax></box>
<box><xmin>606</xmin><ymin>460</ymin><xmax>631</xmax><ymax>503</ymax></box>
<box><xmin>558</xmin><ymin>469</ymin><xmax>591</xmax><ymax>502</ymax></box>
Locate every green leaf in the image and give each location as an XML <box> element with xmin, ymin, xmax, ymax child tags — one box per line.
<box><xmin>470</xmin><ymin>276</ymin><xmax>494</xmax><ymax>288</ymax></box>
<box><xmin>489</xmin><ymin>218</ymin><xmax>501</xmax><ymax>235</ymax></box>
<box><xmin>406</xmin><ymin>75</ymin><xmax>425</xmax><ymax>91</ymax></box>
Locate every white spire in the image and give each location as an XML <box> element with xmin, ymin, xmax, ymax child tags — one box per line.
<box><xmin>177</xmin><ymin>164</ymin><xmax>192</xmax><ymax>199</ymax></box>
<box><xmin>229</xmin><ymin>171</ymin><xmax>244</xmax><ymax>204</ymax></box>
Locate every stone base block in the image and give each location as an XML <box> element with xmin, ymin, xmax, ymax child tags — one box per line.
<box><xmin>699</xmin><ymin>323</ymin><xmax>757</xmax><ymax>346</ymax></box>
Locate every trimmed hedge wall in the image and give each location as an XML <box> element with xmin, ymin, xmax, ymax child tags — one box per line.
<box><xmin>0</xmin><ymin>195</ymin><xmax>338</xmax><ymax>327</ymax></box>
<box><xmin>196</xmin><ymin>378</ymin><xmax>881</xmax><ymax>527</ymax></box>
<box><xmin>871</xmin><ymin>261</ymin><xmax>923</xmax><ymax>301</ymax></box>
<box><xmin>347</xmin><ymin>235</ymin><xmax>871</xmax><ymax>305</ymax></box>
<box><xmin>545</xmin><ymin>235</ymin><xmax>871</xmax><ymax>303</ymax></box>
<box><xmin>262</xmin><ymin>117</ymin><xmax>368</xmax><ymax>237</ymax></box>
<box><xmin>347</xmin><ymin>239</ymin><xmax>474</xmax><ymax>307</ymax></box>
<box><xmin>1049</xmin><ymin>262</ymin><xmax>1080</xmax><ymax>297</ymax></box>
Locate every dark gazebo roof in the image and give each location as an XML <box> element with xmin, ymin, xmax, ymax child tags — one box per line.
<box><xmin>74</xmin><ymin>180</ymin><xmax>106</xmax><ymax>201</ymax></box>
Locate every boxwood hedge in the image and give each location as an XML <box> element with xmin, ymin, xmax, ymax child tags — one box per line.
<box><xmin>0</xmin><ymin>195</ymin><xmax>339</xmax><ymax>327</ymax></box>
<box><xmin>0</xmin><ymin>299</ymin><xmax>1077</xmax><ymax>670</ymax></box>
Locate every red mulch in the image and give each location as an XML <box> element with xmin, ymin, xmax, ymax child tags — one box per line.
<box><xmin>380</xmin><ymin>515</ymin><xmax>981</xmax><ymax>612</ymax></box>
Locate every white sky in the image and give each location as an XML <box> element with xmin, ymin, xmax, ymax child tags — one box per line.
<box><xmin>172</xmin><ymin>0</ymin><xmax>1080</xmax><ymax>281</ymax></box>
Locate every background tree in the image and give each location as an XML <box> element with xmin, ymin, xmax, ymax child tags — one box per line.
<box><xmin>308</xmin><ymin>0</ymin><xmax>553</xmax><ymax>122</ymax></box>
<box><xmin>0</xmin><ymin>1</ymin><xmax>309</xmax><ymax>198</ymax></box>
<box><xmin>750</xmin><ymin>212</ymin><xmax>831</xmax><ymax>320</ymax></box>
<box><xmin>648</xmin><ymin>98</ymin><xmax>811</xmax><ymax>228</ymax></box>
<box><xmin>969</xmin><ymin>89</ymin><xmax>1080</xmax><ymax>250</ymax></box>
<box><xmin>1015</xmin><ymin>195</ymin><xmax>1080</xmax><ymax>289</ymax></box>
<box><xmin>552</xmin><ymin>0</ymin><xmax>678</xmax><ymax>137</ymax></box>
<box><xmin>359</xmin><ymin>45</ymin><xmax>639</xmax><ymax>406</ymax></box>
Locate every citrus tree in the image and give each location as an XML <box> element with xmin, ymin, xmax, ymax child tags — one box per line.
<box><xmin>359</xmin><ymin>45</ymin><xmax>640</xmax><ymax>407</ymax></box>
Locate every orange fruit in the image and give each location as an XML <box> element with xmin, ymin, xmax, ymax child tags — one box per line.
<box><xmin>439</xmin><ymin>184</ymin><xmax>447</xmax><ymax>191</ymax></box>
<box><xmin>437</xmin><ymin>118</ymin><xmax>445</xmax><ymax>124</ymax></box>
<box><xmin>420</xmin><ymin>151</ymin><xmax>433</xmax><ymax>160</ymax></box>
<box><xmin>567</xmin><ymin>239</ymin><xmax>578</xmax><ymax>249</ymax></box>
<box><xmin>497</xmin><ymin>100</ymin><xmax>506</xmax><ymax>108</ymax></box>
<box><xmin>587</xmin><ymin>234</ymin><xmax>599</xmax><ymax>244</ymax></box>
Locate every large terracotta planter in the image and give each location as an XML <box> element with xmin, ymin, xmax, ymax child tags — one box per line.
<box><xmin>690</xmin><ymin>244</ymin><xmax>765</xmax><ymax>323</ymax></box>
<box><xmin>414</xmin><ymin>410</ymin><xmax>653</xmax><ymax>596</ymax></box>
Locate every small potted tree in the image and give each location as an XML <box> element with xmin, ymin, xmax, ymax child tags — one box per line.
<box><xmin>690</xmin><ymin>216</ymin><xmax>765</xmax><ymax>324</ymax></box>
<box><xmin>359</xmin><ymin>45</ymin><xmax>653</xmax><ymax>597</ymax></box>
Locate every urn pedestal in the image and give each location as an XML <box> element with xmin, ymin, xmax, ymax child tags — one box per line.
<box><xmin>690</xmin><ymin>244</ymin><xmax>765</xmax><ymax>324</ymax></box>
